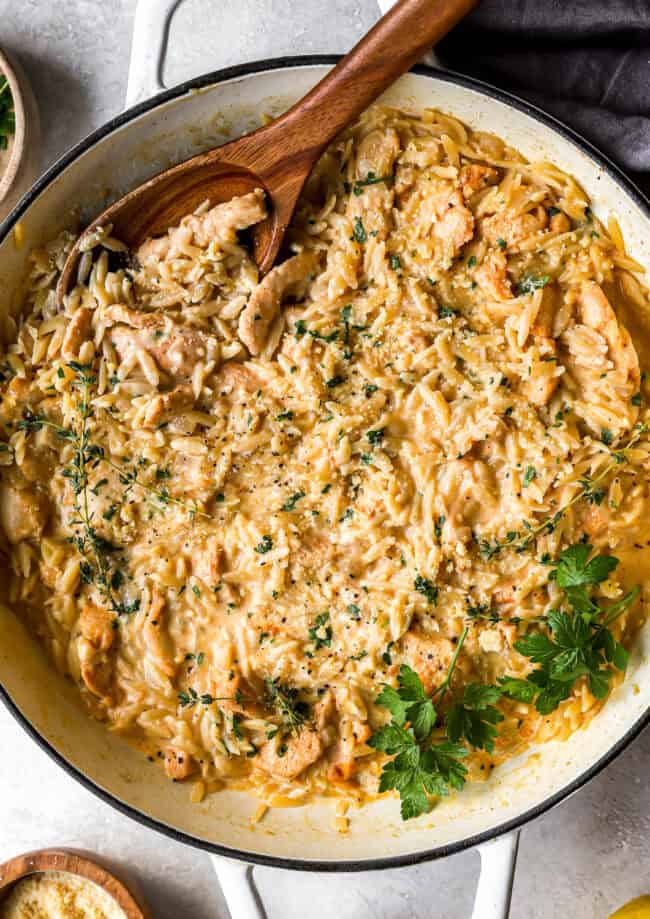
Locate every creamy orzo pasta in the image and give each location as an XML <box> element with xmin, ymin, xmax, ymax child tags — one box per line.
<box><xmin>1</xmin><ymin>105</ymin><xmax>649</xmax><ymax>820</ymax></box>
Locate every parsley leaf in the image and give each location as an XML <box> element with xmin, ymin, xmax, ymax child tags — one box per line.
<box><xmin>281</xmin><ymin>491</ymin><xmax>305</xmax><ymax>512</ymax></box>
<box><xmin>445</xmin><ymin>683</ymin><xmax>504</xmax><ymax>753</ymax></box>
<box><xmin>511</xmin><ymin>543</ymin><xmax>637</xmax><ymax>713</ymax></box>
<box><xmin>308</xmin><ymin>612</ymin><xmax>332</xmax><ymax>650</ymax></box>
<box><xmin>353</xmin><ymin>217</ymin><xmax>367</xmax><ymax>244</ymax></box>
<box><xmin>517</xmin><ymin>274</ymin><xmax>550</xmax><ymax>296</ymax></box>
<box><xmin>554</xmin><ymin>542</ymin><xmax>618</xmax><ymax>589</ymax></box>
<box><xmin>367</xmin><ymin>427</ymin><xmax>386</xmax><ymax>446</ymax></box>
<box><xmin>255</xmin><ymin>535</ymin><xmax>273</xmax><ymax>554</ymax></box>
<box><xmin>496</xmin><ymin>676</ymin><xmax>538</xmax><ymax>703</ymax></box>
<box><xmin>414</xmin><ymin>575</ymin><xmax>438</xmax><ymax>605</ymax></box>
<box><xmin>369</xmin><ymin>666</ymin><xmax>470</xmax><ymax>820</ymax></box>
<box><xmin>369</xmin><ymin>638</ymin><xmax>472</xmax><ymax>820</ymax></box>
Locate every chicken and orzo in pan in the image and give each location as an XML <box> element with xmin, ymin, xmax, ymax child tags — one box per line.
<box><xmin>1</xmin><ymin>104</ymin><xmax>649</xmax><ymax>823</ymax></box>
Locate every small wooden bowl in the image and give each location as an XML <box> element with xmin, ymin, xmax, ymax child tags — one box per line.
<box><xmin>0</xmin><ymin>47</ymin><xmax>39</xmax><ymax>222</ymax></box>
<box><xmin>0</xmin><ymin>848</ymin><xmax>151</xmax><ymax>918</ymax></box>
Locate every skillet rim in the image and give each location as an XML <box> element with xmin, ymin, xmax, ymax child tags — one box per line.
<box><xmin>0</xmin><ymin>54</ymin><xmax>649</xmax><ymax>872</ymax></box>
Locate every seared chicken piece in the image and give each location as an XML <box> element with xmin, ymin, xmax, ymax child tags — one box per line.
<box><xmin>257</xmin><ymin>729</ymin><xmax>323</xmax><ymax>780</ymax></box>
<box><xmin>0</xmin><ymin>481</ymin><xmax>49</xmax><ymax>544</ymax></box>
<box><xmin>104</xmin><ymin>304</ymin><xmax>219</xmax><ymax>381</ymax></box>
<box><xmin>137</xmin><ymin>189</ymin><xmax>267</xmax><ymax>262</ymax></box>
<box><xmin>238</xmin><ymin>252</ymin><xmax>318</xmax><ymax>356</ymax></box>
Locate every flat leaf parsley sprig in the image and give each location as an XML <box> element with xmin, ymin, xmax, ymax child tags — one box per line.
<box><xmin>370</xmin><ymin>540</ymin><xmax>639</xmax><ymax>820</ymax></box>
<box><xmin>368</xmin><ymin>628</ymin><xmax>504</xmax><ymax>820</ymax></box>
<box><xmin>499</xmin><ymin>542</ymin><xmax>638</xmax><ymax>714</ymax></box>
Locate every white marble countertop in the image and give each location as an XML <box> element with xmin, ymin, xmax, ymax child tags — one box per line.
<box><xmin>1</xmin><ymin>2</ymin><xmax>649</xmax><ymax>916</ymax></box>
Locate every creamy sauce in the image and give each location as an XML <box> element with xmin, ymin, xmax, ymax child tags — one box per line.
<box><xmin>2</xmin><ymin>103</ymin><xmax>650</xmax><ymax>817</ymax></box>
<box><xmin>0</xmin><ymin>871</ymin><xmax>126</xmax><ymax>919</ymax></box>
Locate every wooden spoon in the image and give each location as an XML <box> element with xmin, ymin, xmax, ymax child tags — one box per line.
<box><xmin>57</xmin><ymin>0</ymin><xmax>477</xmax><ymax>301</ymax></box>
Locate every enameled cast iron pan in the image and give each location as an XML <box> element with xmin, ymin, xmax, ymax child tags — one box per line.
<box><xmin>1</xmin><ymin>2</ymin><xmax>649</xmax><ymax>916</ymax></box>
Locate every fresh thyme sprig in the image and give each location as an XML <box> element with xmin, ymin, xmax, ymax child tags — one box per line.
<box><xmin>178</xmin><ymin>678</ymin><xmax>309</xmax><ymax>738</ymax></box>
<box><xmin>17</xmin><ymin>362</ymin><xmax>209</xmax><ymax>612</ymax></box>
<box><xmin>263</xmin><ymin>678</ymin><xmax>310</xmax><ymax>735</ymax></box>
<box><xmin>18</xmin><ymin>362</ymin><xmax>207</xmax><ymax>511</ymax></box>
<box><xmin>18</xmin><ymin>365</ymin><xmax>132</xmax><ymax>614</ymax></box>
<box><xmin>477</xmin><ymin>423</ymin><xmax>648</xmax><ymax>561</ymax></box>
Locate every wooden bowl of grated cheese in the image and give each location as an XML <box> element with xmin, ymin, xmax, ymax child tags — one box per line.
<box><xmin>0</xmin><ymin>849</ymin><xmax>150</xmax><ymax>919</ymax></box>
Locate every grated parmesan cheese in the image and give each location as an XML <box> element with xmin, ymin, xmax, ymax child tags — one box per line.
<box><xmin>0</xmin><ymin>870</ymin><xmax>126</xmax><ymax>919</ymax></box>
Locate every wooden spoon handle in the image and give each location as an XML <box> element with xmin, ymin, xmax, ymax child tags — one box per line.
<box><xmin>260</xmin><ymin>0</ymin><xmax>477</xmax><ymax>172</ymax></box>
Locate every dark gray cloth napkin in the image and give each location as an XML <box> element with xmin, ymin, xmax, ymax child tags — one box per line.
<box><xmin>437</xmin><ymin>0</ymin><xmax>650</xmax><ymax>193</ymax></box>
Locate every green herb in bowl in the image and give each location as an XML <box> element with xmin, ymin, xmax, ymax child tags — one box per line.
<box><xmin>0</xmin><ymin>75</ymin><xmax>15</xmax><ymax>151</ymax></box>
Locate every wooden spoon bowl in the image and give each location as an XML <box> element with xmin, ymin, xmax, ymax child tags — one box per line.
<box><xmin>57</xmin><ymin>0</ymin><xmax>477</xmax><ymax>301</ymax></box>
<box><xmin>0</xmin><ymin>848</ymin><xmax>150</xmax><ymax>918</ymax></box>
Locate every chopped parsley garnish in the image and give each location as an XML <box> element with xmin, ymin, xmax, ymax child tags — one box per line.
<box><xmin>434</xmin><ymin>515</ymin><xmax>445</xmax><ymax>540</ymax></box>
<box><xmin>496</xmin><ymin>237</ymin><xmax>507</xmax><ymax>250</ymax></box>
<box><xmin>281</xmin><ymin>491</ymin><xmax>305</xmax><ymax>512</ymax></box>
<box><xmin>601</xmin><ymin>428</ymin><xmax>614</xmax><ymax>446</ymax></box>
<box><xmin>439</xmin><ymin>305</ymin><xmax>457</xmax><ymax>319</ymax></box>
<box><xmin>517</xmin><ymin>274</ymin><xmax>550</xmax><ymax>296</ymax></box>
<box><xmin>255</xmin><ymin>535</ymin><xmax>273</xmax><ymax>554</ymax></box>
<box><xmin>353</xmin><ymin>217</ymin><xmax>367</xmax><ymax>244</ymax></box>
<box><xmin>326</xmin><ymin>375</ymin><xmax>346</xmax><ymax>388</ymax></box>
<box><xmin>364</xmin><ymin>384</ymin><xmax>379</xmax><ymax>398</ymax></box>
<box><xmin>390</xmin><ymin>254</ymin><xmax>402</xmax><ymax>271</ymax></box>
<box><xmin>276</xmin><ymin>410</ymin><xmax>294</xmax><ymax>422</ymax></box>
<box><xmin>414</xmin><ymin>575</ymin><xmax>438</xmax><ymax>605</ymax></box>
<box><xmin>347</xmin><ymin>603</ymin><xmax>361</xmax><ymax>619</ymax></box>
<box><xmin>308</xmin><ymin>612</ymin><xmax>333</xmax><ymax>650</ymax></box>
<box><xmin>367</xmin><ymin>427</ymin><xmax>386</xmax><ymax>446</ymax></box>
<box><xmin>349</xmin><ymin>171</ymin><xmax>394</xmax><ymax>196</ymax></box>
<box><xmin>467</xmin><ymin>255</ymin><xmax>477</xmax><ymax>268</ymax></box>
<box><xmin>522</xmin><ymin>466</ymin><xmax>537</xmax><ymax>488</ymax></box>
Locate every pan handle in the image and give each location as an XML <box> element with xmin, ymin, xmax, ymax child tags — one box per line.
<box><xmin>472</xmin><ymin>831</ymin><xmax>520</xmax><ymax>919</ymax></box>
<box><xmin>209</xmin><ymin>857</ymin><xmax>267</xmax><ymax>919</ymax></box>
<box><xmin>125</xmin><ymin>0</ymin><xmax>183</xmax><ymax>107</ymax></box>
<box><xmin>210</xmin><ymin>831</ymin><xmax>519</xmax><ymax>919</ymax></box>
<box><xmin>125</xmin><ymin>0</ymin><xmax>440</xmax><ymax>111</ymax></box>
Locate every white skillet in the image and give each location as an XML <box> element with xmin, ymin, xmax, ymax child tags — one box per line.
<box><xmin>0</xmin><ymin>1</ymin><xmax>649</xmax><ymax>917</ymax></box>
